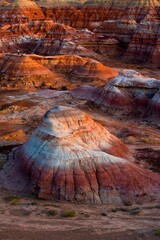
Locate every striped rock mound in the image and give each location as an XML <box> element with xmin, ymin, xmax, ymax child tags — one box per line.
<box><xmin>71</xmin><ymin>70</ymin><xmax>160</xmax><ymax>119</ymax></box>
<box><xmin>0</xmin><ymin>55</ymin><xmax>67</xmax><ymax>90</ymax></box>
<box><xmin>17</xmin><ymin>106</ymin><xmax>160</xmax><ymax>204</ymax></box>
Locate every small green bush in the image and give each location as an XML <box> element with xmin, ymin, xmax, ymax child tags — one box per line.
<box><xmin>30</xmin><ymin>201</ymin><xmax>38</xmax><ymax>206</ymax></box>
<box><xmin>61</xmin><ymin>209</ymin><xmax>76</xmax><ymax>218</ymax></box>
<box><xmin>10</xmin><ymin>196</ymin><xmax>21</xmax><ymax>205</ymax></box>
<box><xmin>101</xmin><ymin>212</ymin><xmax>107</xmax><ymax>216</ymax></box>
<box><xmin>5</xmin><ymin>195</ymin><xmax>21</xmax><ymax>205</ymax></box>
<box><xmin>123</xmin><ymin>200</ymin><xmax>133</xmax><ymax>206</ymax></box>
<box><xmin>44</xmin><ymin>203</ymin><xmax>61</xmax><ymax>208</ymax></box>
<box><xmin>47</xmin><ymin>210</ymin><xmax>57</xmax><ymax>216</ymax></box>
<box><xmin>155</xmin><ymin>228</ymin><xmax>160</xmax><ymax>237</ymax></box>
<box><xmin>129</xmin><ymin>208</ymin><xmax>141</xmax><ymax>215</ymax></box>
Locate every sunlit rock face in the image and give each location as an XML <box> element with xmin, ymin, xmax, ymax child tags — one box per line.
<box><xmin>0</xmin><ymin>54</ymin><xmax>67</xmax><ymax>90</ymax></box>
<box><xmin>18</xmin><ymin>106</ymin><xmax>160</xmax><ymax>204</ymax></box>
<box><xmin>0</xmin><ymin>54</ymin><xmax>118</xmax><ymax>90</ymax></box>
<box><xmin>0</xmin><ymin>0</ymin><xmax>45</xmax><ymax>25</ymax></box>
<box><xmin>72</xmin><ymin>70</ymin><xmax>160</xmax><ymax>119</ymax></box>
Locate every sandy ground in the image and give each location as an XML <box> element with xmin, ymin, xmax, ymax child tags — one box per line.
<box><xmin>1</xmin><ymin>228</ymin><xmax>160</xmax><ymax>240</ymax></box>
<box><xmin>0</xmin><ymin>190</ymin><xmax>160</xmax><ymax>240</ymax></box>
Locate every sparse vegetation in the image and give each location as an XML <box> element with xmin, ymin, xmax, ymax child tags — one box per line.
<box><xmin>21</xmin><ymin>209</ymin><xmax>31</xmax><ymax>216</ymax></box>
<box><xmin>111</xmin><ymin>207</ymin><xmax>128</xmax><ymax>213</ymax></box>
<box><xmin>43</xmin><ymin>203</ymin><xmax>60</xmax><ymax>208</ymax></box>
<box><xmin>101</xmin><ymin>212</ymin><xmax>107</xmax><ymax>216</ymax></box>
<box><xmin>123</xmin><ymin>200</ymin><xmax>133</xmax><ymax>206</ymax></box>
<box><xmin>61</xmin><ymin>209</ymin><xmax>76</xmax><ymax>218</ymax></box>
<box><xmin>129</xmin><ymin>208</ymin><xmax>141</xmax><ymax>215</ymax></box>
<box><xmin>30</xmin><ymin>201</ymin><xmax>38</xmax><ymax>206</ymax></box>
<box><xmin>10</xmin><ymin>196</ymin><xmax>21</xmax><ymax>205</ymax></box>
<box><xmin>155</xmin><ymin>228</ymin><xmax>160</xmax><ymax>237</ymax></box>
<box><xmin>80</xmin><ymin>212</ymin><xmax>90</xmax><ymax>218</ymax></box>
<box><xmin>47</xmin><ymin>210</ymin><xmax>57</xmax><ymax>216</ymax></box>
<box><xmin>60</xmin><ymin>86</ymin><xmax>68</xmax><ymax>91</ymax></box>
<box><xmin>4</xmin><ymin>195</ymin><xmax>21</xmax><ymax>205</ymax></box>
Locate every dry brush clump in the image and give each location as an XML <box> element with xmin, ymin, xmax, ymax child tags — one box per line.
<box><xmin>61</xmin><ymin>209</ymin><xmax>77</xmax><ymax>218</ymax></box>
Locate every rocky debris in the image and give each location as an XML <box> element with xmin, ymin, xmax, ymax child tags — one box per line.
<box><xmin>4</xmin><ymin>106</ymin><xmax>157</xmax><ymax>204</ymax></box>
<box><xmin>135</xmin><ymin>148</ymin><xmax>160</xmax><ymax>173</ymax></box>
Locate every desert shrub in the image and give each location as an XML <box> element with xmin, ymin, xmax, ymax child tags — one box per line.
<box><xmin>44</xmin><ymin>203</ymin><xmax>60</xmax><ymax>208</ymax></box>
<box><xmin>101</xmin><ymin>212</ymin><xmax>107</xmax><ymax>216</ymax></box>
<box><xmin>47</xmin><ymin>210</ymin><xmax>57</xmax><ymax>216</ymax></box>
<box><xmin>60</xmin><ymin>86</ymin><xmax>68</xmax><ymax>91</ymax></box>
<box><xmin>61</xmin><ymin>209</ymin><xmax>76</xmax><ymax>217</ymax></box>
<box><xmin>30</xmin><ymin>201</ymin><xmax>38</xmax><ymax>206</ymax></box>
<box><xmin>123</xmin><ymin>200</ymin><xmax>133</xmax><ymax>206</ymax></box>
<box><xmin>129</xmin><ymin>208</ymin><xmax>141</xmax><ymax>215</ymax></box>
<box><xmin>10</xmin><ymin>196</ymin><xmax>21</xmax><ymax>205</ymax></box>
<box><xmin>155</xmin><ymin>228</ymin><xmax>160</xmax><ymax>237</ymax></box>
<box><xmin>5</xmin><ymin>195</ymin><xmax>21</xmax><ymax>205</ymax></box>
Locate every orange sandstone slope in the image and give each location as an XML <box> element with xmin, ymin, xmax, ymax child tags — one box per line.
<box><xmin>0</xmin><ymin>54</ymin><xmax>67</xmax><ymax>90</ymax></box>
<box><xmin>34</xmin><ymin>54</ymin><xmax>118</xmax><ymax>84</ymax></box>
<box><xmin>0</xmin><ymin>0</ymin><xmax>45</xmax><ymax>23</ymax></box>
<box><xmin>0</xmin><ymin>54</ymin><xmax>118</xmax><ymax>90</ymax></box>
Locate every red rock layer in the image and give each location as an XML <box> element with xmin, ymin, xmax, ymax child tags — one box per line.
<box><xmin>0</xmin><ymin>0</ymin><xmax>45</xmax><ymax>26</ymax></box>
<box><xmin>0</xmin><ymin>1</ymin><xmax>159</xmax><ymax>64</ymax></box>
<box><xmin>152</xmin><ymin>37</ymin><xmax>160</xmax><ymax>67</ymax></box>
<box><xmin>125</xmin><ymin>8</ymin><xmax>160</xmax><ymax>65</ymax></box>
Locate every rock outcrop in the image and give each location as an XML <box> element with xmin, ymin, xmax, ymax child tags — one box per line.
<box><xmin>41</xmin><ymin>0</ymin><xmax>160</xmax><ymax>64</ymax></box>
<box><xmin>0</xmin><ymin>0</ymin><xmax>45</xmax><ymax>25</ymax></box>
<box><xmin>34</xmin><ymin>54</ymin><xmax>118</xmax><ymax>86</ymax></box>
<box><xmin>125</xmin><ymin>7</ymin><xmax>160</xmax><ymax>64</ymax></box>
<box><xmin>0</xmin><ymin>54</ymin><xmax>118</xmax><ymax>90</ymax></box>
<box><xmin>0</xmin><ymin>54</ymin><xmax>67</xmax><ymax>89</ymax></box>
<box><xmin>71</xmin><ymin>70</ymin><xmax>160</xmax><ymax>119</ymax></box>
<box><xmin>16</xmin><ymin>106</ymin><xmax>160</xmax><ymax>204</ymax></box>
<box><xmin>152</xmin><ymin>37</ymin><xmax>160</xmax><ymax>67</ymax></box>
